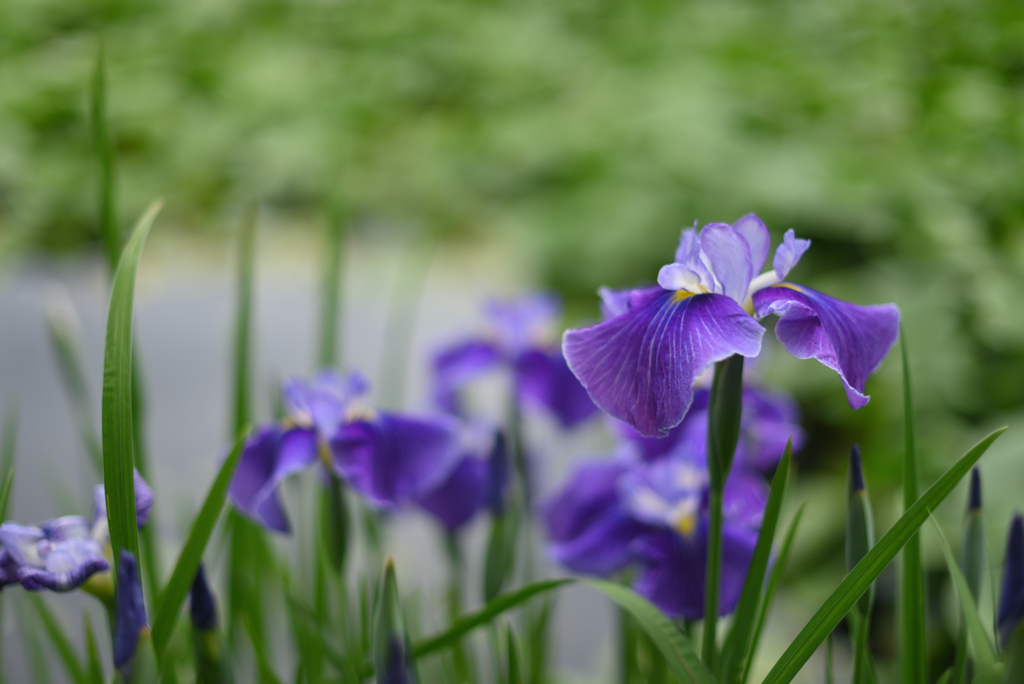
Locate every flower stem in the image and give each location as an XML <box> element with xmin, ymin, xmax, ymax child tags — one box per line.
<box><xmin>703</xmin><ymin>483</ymin><xmax>724</xmax><ymax>667</ymax></box>
<box><xmin>702</xmin><ymin>354</ymin><xmax>745</xmax><ymax>668</ymax></box>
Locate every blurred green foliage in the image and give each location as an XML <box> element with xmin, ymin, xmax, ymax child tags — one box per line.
<box><xmin>2</xmin><ymin>0</ymin><xmax>1024</xmax><ymax>466</ymax></box>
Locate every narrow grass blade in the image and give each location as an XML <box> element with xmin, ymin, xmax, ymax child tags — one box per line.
<box><xmin>30</xmin><ymin>595</ymin><xmax>87</xmax><ymax>684</ymax></box>
<box><xmin>101</xmin><ymin>199</ymin><xmax>162</xmax><ymax>571</ymax></box>
<box><xmin>761</xmin><ymin>427</ymin><xmax>1006</xmax><ymax>684</ymax></box>
<box><xmin>318</xmin><ymin>208</ymin><xmax>345</xmax><ymax>369</ymax></box>
<box><xmin>588</xmin><ymin>580</ymin><xmax>715</xmax><ymax>684</ymax></box>
<box><xmin>232</xmin><ymin>208</ymin><xmax>257</xmax><ymax>435</ymax></box>
<box><xmin>825</xmin><ymin>635</ymin><xmax>834</xmax><ymax>684</ymax></box>
<box><xmin>90</xmin><ymin>38</ymin><xmax>119</xmax><ymax>273</ymax></box>
<box><xmin>45</xmin><ymin>293</ymin><xmax>104</xmax><ymax>473</ymax></box>
<box><xmin>413</xmin><ymin>579</ymin><xmax>571</xmax><ymax>665</ymax></box>
<box><xmin>0</xmin><ymin>469</ymin><xmax>14</xmax><ymax>522</ymax></box>
<box><xmin>720</xmin><ymin>442</ymin><xmax>792</xmax><ymax>684</ymax></box>
<box><xmin>378</xmin><ymin>244</ymin><xmax>433</xmax><ymax>409</ymax></box>
<box><xmin>901</xmin><ymin>331</ymin><xmax>926</xmax><ymax>684</ymax></box>
<box><xmin>1</xmin><ymin>400</ymin><xmax>17</xmax><ymax>486</ymax></box>
<box><xmin>931</xmin><ymin>516</ymin><xmax>1000</xmax><ymax>677</ymax></box>
<box><xmin>151</xmin><ymin>427</ymin><xmax>248</xmax><ymax>658</ymax></box>
<box><xmin>506</xmin><ymin>623</ymin><xmax>523</xmax><ymax>684</ymax></box>
<box><xmin>245</xmin><ymin>615</ymin><xmax>285</xmax><ymax>684</ymax></box>
<box><xmin>742</xmin><ymin>505</ymin><xmax>806</xmax><ymax>684</ymax></box>
<box><xmin>84</xmin><ymin>613</ymin><xmax>105</xmax><ymax>684</ymax></box>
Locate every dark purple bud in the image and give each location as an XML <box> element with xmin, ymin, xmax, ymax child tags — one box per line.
<box><xmin>998</xmin><ymin>515</ymin><xmax>1024</xmax><ymax>648</ymax></box>
<box><xmin>968</xmin><ymin>467</ymin><xmax>982</xmax><ymax>513</ymax></box>
<box><xmin>190</xmin><ymin>564</ymin><xmax>218</xmax><ymax>632</ymax></box>
<box><xmin>113</xmin><ymin>551</ymin><xmax>148</xmax><ymax>671</ymax></box>
<box><xmin>849</xmin><ymin>444</ymin><xmax>865</xmax><ymax>493</ymax></box>
<box><xmin>487</xmin><ymin>431</ymin><xmax>509</xmax><ymax>516</ymax></box>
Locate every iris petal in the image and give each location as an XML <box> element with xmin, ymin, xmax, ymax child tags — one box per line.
<box><xmin>563</xmin><ymin>291</ymin><xmax>764</xmax><ymax>437</ymax></box>
<box><xmin>700</xmin><ymin>223</ymin><xmax>754</xmax><ymax>303</ymax></box>
<box><xmin>753</xmin><ymin>284</ymin><xmax>900</xmax><ymax>409</ymax></box>
<box><xmin>632</xmin><ymin>521</ymin><xmax>757</xmax><ymax>619</ymax></box>
<box><xmin>228</xmin><ymin>426</ymin><xmax>319</xmax><ymax>533</ymax></box>
<box><xmin>544</xmin><ymin>461</ymin><xmax>648</xmax><ymax>576</ymax></box>
<box><xmin>432</xmin><ymin>339</ymin><xmax>502</xmax><ymax>414</ymax></box>
<box><xmin>732</xmin><ymin>214</ymin><xmax>771</xmax><ymax>275</ymax></box>
<box><xmin>332</xmin><ymin>413</ymin><xmax>461</xmax><ymax>509</ymax></box>
<box><xmin>415</xmin><ymin>456</ymin><xmax>489</xmax><ymax>532</ymax></box>
<box><xmin>515</xmin><ymin>349</ymin><xmax>598</xmax><ymax>428</ymax></box>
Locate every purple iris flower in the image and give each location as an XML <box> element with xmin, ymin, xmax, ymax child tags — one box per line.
<box><xmin>544</xmin><ymin>452</ymin><xmax>763</xmax><ymax>618</ymax></box>
<box><xmin>113</xmin><ymin>551</ymin><xmax>148</xmax><ymax>674</ymax></box>
<box><xmin>615</xmin><ymin>384</ymin><xmax>805</xmax><ymax>473</ymax></box>
<box><xmin>434</xmin><ymin>294</ymin><xmax>598</xmax><ymax>428</ymax></box>
<box><xmin>413</xmin><ymin>423</ymin><xmax>508</xmax><ymax>533</ymax></box>
<box><xmin>0</xmin><ymin>470</ymin><xmax>153</xmax><ymax>593</ymax></box>
<box><xmin>564</xmin><ymin>215</ymin><xmax>900</xmax><ymax>437</ymax></box>
<box><xmin>229</xmin><ymin>370</ymin><xmax>461</xmax><ymax>533</ymax></box>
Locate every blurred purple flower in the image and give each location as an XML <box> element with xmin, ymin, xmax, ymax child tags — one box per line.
<box><xmin>229</xmin><ymin>370</ymin><xmax>461</xmax><ymax>533</ymax></box>
<box><xmin>614</xmin><ymin>384</ymin><xmax>804</xmax><ymax>473</ymax></box>
<box><xmin>414</xmin><ymin>424</ymin><xmax>509</xmax><ymax>533</ymax></box>
<box><xmin>434</xmin><ymin>294</ymin><xmax>598</xmax><ymax>428</ymax></box>
<box><xmin>544</xmin><ymin>452</ymin><xmax>762</xmax><ymax>619</ymax></box>
<box><xmin>0</xmin><ymin>470</ymin><xmax>152</xmax><ymax>593</ymax></box>
<box><xmin>564</xmin><ymin>215</ymin><xmax>900</xmax><ymax>437</ymax></box>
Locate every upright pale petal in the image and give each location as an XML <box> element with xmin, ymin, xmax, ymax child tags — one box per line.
<box><xmin>432</xmin><ymin>339</ymin><xmax>502</xmax><ymax>414</ymax></box>
<box><xmin>563</xmin><ymin>291</ymin><xmax>764</xmax><ymax>437</ymax></box>
<box><xmin>732</xmin><ymin>214</ymin><xmax>771</xmax><ymax>275</ymax></box>
<box><xmin>228</xmin><ymin>426</ymin><xmax>320</xmax><ymax>533</ymax></box>
<box><xmin>283</xmin><ymin>370</ymin><xmax>369</xmax><ymax>438</ymax></box>
<box><xmin>753</xmin><ymin>284</ymin><xmax>899</xmax><ymax>409</ymax></box>
<box><xmin>332</xmin><ymin>413</ymin><xmax>461</xmax><ymax>509</ymax></box>
<box><xmin>544</xmin><ymin>461</ymin><xmax>648</xmax><ymax>576</ymax></box>
<box><xmin>700</xmin><ymin>223</ymin><xmax>755</xmax><ymax>303</ymax></box>
<box><xmin>771</xmin><ymin>229</ymin><xmax>811</xmax><ymax>281</ymax></box>
<box><xmin>515</xmin><ymin>349</ymin><xmax>598</xmax><ymax>428</ymax></box>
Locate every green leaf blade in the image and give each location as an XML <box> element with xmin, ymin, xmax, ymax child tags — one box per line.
<box><xmin>150</xmin><ymin>427</ymin><xmax>248</xmax><ymax>658</ymax></box>
<box><xmin>101</xmin><ymin>199</ymin><xmax>161</xmax><ymax>572</ymax></box>
<box><xmin>720</xmin><ymin>442</ymin><xmax>792</xmax><ymax>684</ymax></box>
<box><xmin>761</xmin><ymin>427</ymin><xmax>1006</xmax><ymax>684</ymax></box>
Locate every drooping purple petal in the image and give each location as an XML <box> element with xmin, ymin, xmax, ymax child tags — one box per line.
<box><xmin>753</xmin><ymin>284</ymin><xmax>900</xmax><ymax>409</ymax></box>
<box><xmin>632</xmin><ymin>521</ymin><xmax>757</xmax><ymax>619</ymax></box>
<box><xmin>432</xmin><ymin>339</ymin><xmax>503</xmax><ymax>414</ymax></box>
<box><xmin>228</xmin><ymin>426</ymin><xmax>320</xmax><ymax>533</ymax></box>
<box><xmin>613</xmin><ymin>390</ymin><xmax>710</xmax><ymax>463</ymax></box>
<box><xmin>700</xmin><ymin>223</ymin><xmax>755</xmax><ymax>304</ymax></box>
<box><xmin>17</xmin><ymin>539</ymin><xmax>109</xmax><ymax>592</ymax></box>
<box><xmin>598</xmin><ymin>286</ymin><xmax>664</xmax><ymax>320</ymax></box>
<box><xmin>563</xmin><ymin>290</ymin><xmax>764</xmax><ymax>437</ymax></box>
<box><xmin>515</xmin><ymin>349</ymin><xmax>598</xmax><ymax>428</ymax></box>
<box><xmin>415</xmin><ymin>455</ymin><xmax>489</xmax><ymax>532</ymax></box>
<box><xmin>732</xmin><ymin>214</ymin><xmax>771</xmax><ymax>275</ymax></box>
<box><xmin>331</xmin><ymin>413</ymin><xmax>461</xmax><ymax>509</ymax></box>
<box><xmin>544</xmin><ymin>461</ymin><xmax>649</xmax><ymax>576</ymax></box>
<box><xmin>772</xmin><ymin>229</ymin><xmax>811</xmax><ymax>281</ymax></box>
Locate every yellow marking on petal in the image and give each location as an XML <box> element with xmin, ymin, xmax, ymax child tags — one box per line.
<box><xmin>672</xmin><ymin>289</ymin><xmax>696</xmax><ymax>303</ymax></box>
<box><xmin>318</xmin><ymin>440</ymin><xmax>334</xmax><ymax>469</ymax></box>
<box><xmin>674</xmin><ymin>513</ymin><xmax>697</xmax><ymax>538</ymax></box>
<box><xmin>773</xmin><ymin>283</ymin><xmax>806</xmax><ymax>294</ymax></box>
